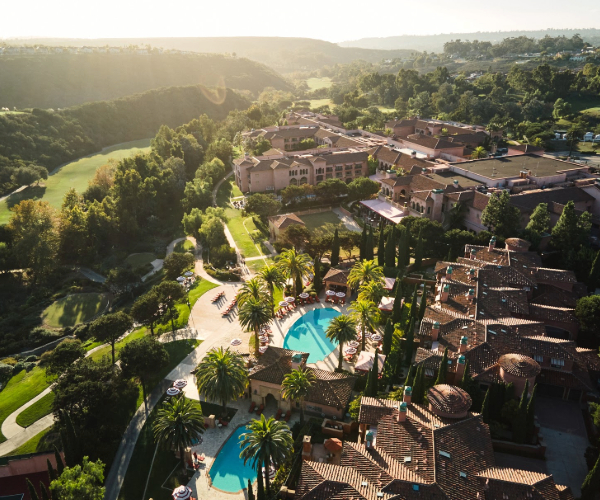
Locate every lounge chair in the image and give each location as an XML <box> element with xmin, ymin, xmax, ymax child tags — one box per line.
<box><xmin>249</xmin><ymin>401</ymin><xmax>256</xmax><ymax>412</ymax></box>
<box><xmin>284</xmin><ymin>410</ymin><xmax>291</xmax><ymax>422</ymax></box>
<box><xmin>256</xmin><ymin>403</ymin><xmax>265</xmax><ymax>416</ymax></box>
<box><xmin>275</xmin><ymin>408</ymin><xmax>282</xmax><ymax>420</ymax></box>
<box><xmin>315</xmin><ymin>296</ymin><xmax>321</xmax><ymax>302</ymax></box>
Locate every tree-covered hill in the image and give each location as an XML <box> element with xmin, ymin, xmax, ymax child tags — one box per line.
<box><xmin>0</xmin><ymin>52</ymin><xmax>288</xmax><ymax>108</ymax></box>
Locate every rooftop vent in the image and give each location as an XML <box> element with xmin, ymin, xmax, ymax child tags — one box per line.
<box><xmin>439</xmin><ymin>450</ymin><xmax>451</xmax><ymax>459</ymax></box>
<box><xmin>460</xmin><ymin>472</ymin><xmax>468</xmax><ymax>478</ymax></box>
<box><xmin>413</xmin><ymin>485</ymin><xmax>420</xmax><ymax>491</ymax></box>
<box><xmin>404</xmin><ymin>456</ymin><xmax>412</xmax><ymax>463</ymax></box>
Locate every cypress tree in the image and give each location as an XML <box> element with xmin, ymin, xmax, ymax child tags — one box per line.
<box><xmin>504</xmin><ymin>382</ymin><xmax>515</xmax><ymax>403</ymax></box>
<box><xmin>314</xmin><ymin>258</ymin><xmax>322</xmax><ymax>292</ymax></box>
<box><xmin>405</xmin><ymin>364</ymin><xmax>415</xmax><ymax>388</ymax></box>
<box><xmin>481</xmin><ymin>388</ymin><xmax>491</xmax><ymax>424</ymax></box>
<box><xmin>417</xmin><ymin>289</ymin><xmax>427</xmax><ymax>321</ymax></box>
<box><xmin>40</xmin><ymin>483</ymin><xmax>50</xmax><ymax>500</ymax></box>
<box><xmin>460</xmin><ymin>360</ymin><xmax>471</xmax><ymax>388</ymax></box>
<box><xmin>63</xmin><ymin>410</ymin><xmax>81</xmax><ymax>466</ymax></box>
<box><xmin>382</xmin><ymin>318</ymin><xmax>394</xmax><ymax>356</ymax></box>
<box><xmin>408</xmin><ymin>285</ymin><xmax>418</xmax><ymax>323</ymax></box>
<box><xmin>513</xmin><ymin>380</ymin><xmax>529</xmax><ymax>444</ymax></box>
<box><xmin>370</xmin><ymin>351</ymin><xmax>380</xmax><ymax>396</ymax></box>
<box><xmin>257</xmin><ymin>465</ymin><xmax>266</xmax><ymax>500</ymax></box>
<box><xmin>366</xmin><ymin>226</ymin><xmax>374</xmax><ymax>260</ymax></box>
<box><xmin>434</xmin><ymin>348</ymin><xmax>449</xmax><ymax>386</ymax></box>
<box><xmin>404</xmin><ymin>316</ymin><xmax>415</xmax><ymax>365</ymax></box>
<box><xmin>397</xmin><ymin>229</ymin><xmax>409</xmax><ymax>268</ymax></box>
<box><xmin>588</xmin><ymin>250</ymin><xmax>600</xmax><ymax>291</ymax></box>
<box><xmin>53</xmin><ymin>445</ymin><xmax>65</xmax><ymax>475</ymax></box>
<box><xmin>26</xmin><ymin>478</ymin><xmax>40</xmax><ymax>500</ymax></box>
<box><xmin>414</xmin><ymin>230</ymin><xmax>424</xmax><ymax>269</ymax></box>
<box><xmin>391</xmin><ymin>282</ymin><xmax>404</xmax><ymax>324</ymax></box>
<box><xmin>47</xmin><ymin>459</ymin><xmax>57</xmax><ymax>482</ymax></box>
<box><xmin>412</xmin><ymin>365</ymin><xmax>425</xmax><ymax>404</ymax></box>
<box><xmin>330</xmin><ymin>229</ymin><xmax>340</xmax><ymax>266</ymax></box>
<box><xmin>526</xmin><ymin>384</ymin><xmax>537</xmax><ymax>438</ymax></box>
<box><xmin>360</xmin><ymin>225</ymin><xmax>367</xmax><ymax>261</ymax></box>
<box><xmin>385</xmin><ymin>230</ymin><xmax>396</xmax><ymax>267</ymax></box>
<box><xmin>581</xmin><ymin>455</ymin><xmax>600</xmax><ymax>500</ymax></box>
<box><xmin>377</xmin><ymin>222</ymin><xmax>386</xmax><ymax>267</ymax></box>
<box><xmin>248</xmin><ymin>479</ymin><xmax>255</xmax><ymax>500</ymax></box>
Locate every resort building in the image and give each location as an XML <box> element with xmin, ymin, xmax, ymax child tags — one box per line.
<box><xmin>267</xmin><ymin>213</ymin><xmax>306</xmax><ymax>241</ymax></box>
<box><xmin>248</xmin><ymin>347</ymin><xmax>356</xmax><ymax>419</ymax></box>
<box><xmin>294</xmin><ymin>388</ymin><xmax>574</xmax><ymax>499</ymax></box>
<box><xmin>412</xmin><ymin>237</ymin><xmax>600</xmax><ymax>402</ymax></box>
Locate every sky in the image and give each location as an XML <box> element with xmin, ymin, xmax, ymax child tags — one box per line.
<box><xmin>3</xmin><ymin>0</ymin><xmax>600</xmax><ymax>43</ymax></box>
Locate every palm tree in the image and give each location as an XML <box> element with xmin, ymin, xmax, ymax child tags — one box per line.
<box><xmin>259</xmin><ymin>265</ymin><xmax>285</xmax><ymax>315</ymax></box>
<box><xmin>277</xmin><ymin>248</ymin><xmax>313</xmax><ymax>297</ymax></box>
<box><xmin>325</xmin><ymin>314</ymin><xmax>357</xmax><ymax>371</ymax></box>
<box><xmin>349</xmin><ymin>299</ymin><xmax>379</xmax><ymax>352</ymax></box>
<box><xmin>153</xmin><ymin>396</ymin><xmax>205</xmax><ymax>472</ymax></box>
<box><xmin>357</xmin><ymin>280</ymin><xmax>386</xmax><ymax>305</ymax></box>
<box><xmin>238</xmin><ymin>297</ymin><xmax>273</xmax><ymax>357</ymax></box>
<box><xmin>239</xmin><ymin>415</ymin><xmax>293</xmax><ymax>495</ymax></box>
<box><xmin>347</xmin><ymin>259</ymin><xmax>384</xmax><ymax>292</ymax></box>
<box><xmin>281</xmin><ymin>368</ymin><xmax>315</xmax><ymax>425</ymax></box>
<box><xmin>195</xmin><ymin>347</ymin><xmax>248</xmax><ymax>415</ymax></box>
<box><xmin>443</xmin><ymin>201</ymin><xmax>469</xmax><ymax>230</ymax></box>
<box><xmin>471</xmin><ymin>146</ymin><xmax>487</xmax><ymax>159</ymax></box>
<box><xmin>237</xmin><ymin>277</ymin><xmax>268</xmax><ymax>306</ymax></box>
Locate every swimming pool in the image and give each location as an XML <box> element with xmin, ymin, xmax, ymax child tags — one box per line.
<box><xmin>283</xmin><ymin>308</ymin><xmax>340</xmax><ymax>363</ymax></box>
<box><xmin>209</xmin><ymin>425</ymin><xmax>256</xmax><ymax>492</ymax></box>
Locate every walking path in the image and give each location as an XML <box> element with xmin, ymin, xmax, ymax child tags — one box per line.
<box><xmin>77</xmin><ymin>266</ymin><xmax>107</xmax><ymax>283</ymax></box>
<box><xmin>212</xmin><ymin>170</ymin><xmax>234</xmax><ymax>205</ymax></box>
<box><xmin>332</xmin><ymin>207</ymin><xmax>361</xmax><ymax>232</ymax></box>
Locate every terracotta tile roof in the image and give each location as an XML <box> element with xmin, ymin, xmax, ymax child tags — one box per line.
<box><xmin>415</xmin><ymin>348</ymin><xmax>445</xmax><ymax>370</ymax></box>
<box><xmin>472</xmin><ymin>191</ymin><xmax>491</xmax><ymax>211</ymax></box>
<box><xmin>249</xmin><ymin>347</ymin><xmax>309</xmax><ymax>385</ymax></box>
<box><xmin>527</xmin><ymin>304</ymin><xmax>577</xmax><ymax>324</ymax></box>
<box><xmin>306</xmin><ymin>368</ymin><xmax>356</xmax><ymax>409</ymax></box>
<box><xmin>427</xmin><ymin>385</ymin><xmax>472</xmax><ymax>415</ymax></box>
<box><xmin>401</xmin><ymin>134</ymin><xmax>462</xmax><ymax>151</ymax></box>
<box><xmin>358</xmin><ymin>397</ymin><xmax>398</xmax><ymax>425</ymax></box>
<box><xmin>322</xmin><ymin>151</ymin><xmax>369</xmax><ymax>165</ymax></box>
<box><xmin>323</xmin><ymin>268</ymin><xmax>350</xmax><ymax>285</ymax></box>
<box><xmin>539</xmin><ymin>366</ymin><xmax>594</xmax><ymax>391</ymax></box>
<box><xmin>464</xmin><ymin>245</ymin><xmax>511</xmax><ymax>266</ymax></box>
<box><xmin>509</xmin><ymin>186</ymin><xmax>594</xmax><ymax>212</ymax></box>
<box><xmin>477</xmin><ymin>468</ymin><xmax>575</xmax><ymax>500</ymax></box>
<box><xmin>534</xmin><ymin>268</ymin><xmax>577</xmax><ymax>284</ymax></box>
<box><xmin>574</xmin><ymin>347</ymin><xmax>600</xmax><ymax>371</ymax></box>
<box><xmin>268</xmin><ymin>213</ymin><xmax>306</xmax><ymax>230</ymax></box>
<box><xmin>531</xmin><ymin>286</ymin><xmax>578</xmax><ymax>308</ymax></box>
<box><xmin>498</xmin><ymin>353</ymin><xmax>541</xmax><ymax>378</ymax></box>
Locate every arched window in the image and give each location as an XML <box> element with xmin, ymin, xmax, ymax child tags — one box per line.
<box><xmin>400</xmin><ymin>189</ymin><xmax>406</xmax><ymax>196</ymax></box>
<box><xmin>300</xmin><ymin>177</ymin><xmax>307</xmax><ymax>185</ymax></box>
<box><xmin>289</xmin><ymin>178</ymin><xmax>298</xmax><ymax>186</ymax></box>
<box><xmin>412</xmin><ymin>201</ymin><xmax>415</xmax><ymax>209</ymax></box>
<box><xmin>416</xmin><ymin>203</ymin><xmax>421</xmax><ymax>212</ymax></box>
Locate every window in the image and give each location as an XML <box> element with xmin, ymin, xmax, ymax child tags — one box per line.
<box><xmin>336</xmin><ymin>172</ymin><xmax>343</xmax><ymax>178</ymax></box>
<box><xmin>345</xmin><ymin>164</ymin><xmax>352</xmax><ymax>171</ymax></box>
<box><xmin>335</xmin><ymin>165</ymin><xmax>343</xmax><ymax>172</ymax></box>
<box><xmin>326</xmin><ymin>167</ymin><xmax>333</xmax><ymax>173</ymax></box>
<box><xmin>326</xmin><ymin>173</ymin><xmax>333</xmax><ymax>179</ymax></box>
<box><xmin>551</xmin><ymin>358</ymin><xmax>565</xmax><ymax>368</ymax></box>
<box><xmin>534</xmin><ymin>355</ymin><xmax>543</xmax><ymax>363</ymax></box>
<box><xmin>316</xmin><ymin>175</ymin><xmax>324</xmax><ymax>182</ymax></box>
<box><xmin>289</xmin><ymin>178</ymin><xmax>298</xmax><ymax>186</ymax></box>
<box><xmin>316</xmin><ymin>168</ymin><xmax>324</xmax><ymax>174</ymax></box>
<box><xmin>425</xmin><ymin>368</ymin><xmax>434</xmax><ymax>377</ymax></box>
<box><xmin>355</xmin><ymin>163</ymin><xmax>362</xmax><ymax>169</ymax></box>
<box><xmin>427</xmin><ymin>207</ymin><xmax>431</xmax><ymax>214</ymax></box>
<box><xmin>300</xmin><ymin>177</ymin><xmax>308</xmax><ymax>185</ymax></box>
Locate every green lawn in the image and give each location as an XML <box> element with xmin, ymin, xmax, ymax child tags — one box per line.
<box><xmin>42</xmin><ymin>292</ymin><xmax>109</xmax><ymax>328</ymax></box>
<box><xmin>0</xmin><ymin>139</ymin><xmax>151</xmax><ymax>224</ymax></box>
<box><xmin>125</xmin><ymin>253</ymin><xmax>156</xmax><ymax>269</ymax></box>
<box><xmin>298</xmin><ymin>211</ymin><xmax>343</xmax><ymax>232</ymax></box>
<box><xmin>173</xmin><ymin>240</ymin><xmax>194</xmax><ymax>253</ymax></box>
<box><xmin>225</xmin><ymin>214</ymin><xmax>262</xmax><ymax>258</ymax></box>
<box><xmin>246</xmin><ymin>257</ymin><xmax>275</xmax><ymax>274</ymax></box>
<box><xmin>216</xmin><ymin>176</ymin><xmax>243</xmax><ymax>206</ymax></box>
<box><xmin>0</xmin><ymin>367</ymin><xmax>51</xmax><ymax>443</ymax></box>
<box><xmin>566</xmin><ymin>94</ymin><xmax>600</xmax><ymax>114</ymax></box>
<box><xmin>306</xmin><ymin>77</ymin><xmax>332</xmax><ymax>90</ymax></box>
<box><xmin>2</xmin><ymin>426</ymin><xmax>60</xmax><ymax>457</ymax></box>
<box><xmin>88</xmin><ymin>326</ymin><xmax>149</xmax><ymax>362</ymax></box>
<box><xmin>16</xmin><ymin>392</ymin><xmax>55</xmax><ymax>428</ymax></box>
<box><xmin>307</xmin><ymin>98</ymin><xmax>332</xmax><ymax>109</ymax></box>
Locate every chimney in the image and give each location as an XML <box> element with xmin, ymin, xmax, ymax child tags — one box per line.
<box><xmin>403</xmin><ymin>202</ymin><xmax>409</xmax><ymax>215</ymax></box>
<box><xmin>453</xmin><ymin>179</ymin><xmax>459</xmax><ymax>187</ymax></box>
<box><xmin>488</xmin><ymin>236</ymin><xmax>496</xmax><ymax>251</ymax></box>
<box><xmin>365</xmin><ymin>431</ymin><xmax>375</xmax><ymax>448</ymax></box>
<box><xmin>467</xmin><ymin>288</ymin><xmax>475</xmax><ymax>302</ymax></box>
<box><xmin>441</xmin><ymin>284</ymin><xmax>450</xmax><ymax>303</ymax></box>
<box><xmin>445</xmin><ymin>266</ymin><xmax>453</xmax><ymax>280</ymax></box>
<box><xmin>456</xmin><ymin>355</ymin><xmax>466</xmax><ymax>380</ymax></box>
<box><xmin>397</xmin><ymin>402</ymin><xmax>408</xmax><ymax>423</ymax></box>
<box><xmin>302</xmin><ymin>435</ymin><xmax>312</xmax><ymax>461</ymax></box>
<box><xmin>459</xmin><ymin>335</ymin><xmax>468</xmax><ymax>353</ymax></box>
<box><xmin>470</xmin><ymin>248</ymin><xmax>478</xmax><ymax>260</ymax></box>
<box><xmin>431</xmin><ymin>321</ymin><xmax>441</xmax><ymax>341</ymax></box>
<box><xmin>468</xmin><ymin>268</ymin><xmax>476</xmax><ymax>281</ymax></box>
<box><xmin>291</xmin><ymin>352</ymin><xmax>304</xmax><ymax>370</ymax></box>
<box><xmin>403</xmin><ymin>386</ymin><xmax>412</xmax><ymax>405</ymax></box>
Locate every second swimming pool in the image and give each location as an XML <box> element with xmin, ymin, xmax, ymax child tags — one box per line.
<box><xmin>283</xmin><ymin>307</ymin><xmax>340</xmax><ymax>363</ymax></box>
<box><xmin>209</xmin><ymin>425</ymin><xmax>256</xmax><ymax>492</ymax></box>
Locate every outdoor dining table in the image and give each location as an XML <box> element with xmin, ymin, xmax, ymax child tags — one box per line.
<box><xmin>285</xmin><ymin>296</ymin><xmax>295</xmax><ymax>302</ymax></box>
<box><xmin>336</xmin><ymin>292</ymin><xmax>346</xmax><ymax>298</ymax></box>
<box><xmin>230</xmin><ymin>338</ymin><xmax>242</xmax><ymax>346</ymax></box>
<box><xmin>344</xmin><ymin>347</ymin><xmax>357</xmax><ymax>355</ymax></box>
<box><xmin>326</xmin><ymin>290</ymin><xmax>336</xmax><ymax>296</ymax></box>
<box><xmin>299</xmin><ymin>293</ymin><xmax>309</xmax><ymax>299</ymax></box>
<box><xmin>173</xmin><ymin>379</ymin><xmax>187</xmax><ymax>389</ymax></box>
<box><xmin>348</xmin><ymin>341</ymin><xmax>359</xmax><ymax>348</ymax></box>
<box><xmin>278</xmin><ymin>301</ymin><xmax>289</xmax><ymax>307</ymax></box>
<box><xmin>371</xmin><ymin>334</ymin><xmax>382</xmax><ymax>341</ymax></box>
<box><xmin>166</xmin><ymin>387</ymin><xmax>180</xmax><ymax>396</ymax></box>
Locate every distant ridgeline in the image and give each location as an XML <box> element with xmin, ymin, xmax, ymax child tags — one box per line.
<box><xmin>0</xmin><ymin>85</ymin><xmax>250</xmax><ymax>197</ymax></box>
<box><xmin>0</xmin><ymin>51</ymin><xmax>290</xmax><ymax>108</ymax></box>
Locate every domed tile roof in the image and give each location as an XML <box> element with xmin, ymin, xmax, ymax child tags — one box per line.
<box><xmin>427</xmin><ymin>384</ymin><xmax>472</xmax><ymax>416</ymax></box>
<box><xmin>499</xmin><ymin>353</ymin><xmax>541</xmax><ymax>378</ymax></box>
<box><xmin>505</xmin><ymin>237</ymin><xmax>531</xmax><ymax>249</ymax></box>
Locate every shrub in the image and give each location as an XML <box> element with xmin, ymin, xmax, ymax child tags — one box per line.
<box><xmin>0</xmin><ymin>362</ymin><xmax>13</xmax><ymax>382</ymax></box>
<box><xmin>25</xmin><ymin>355</ymin><xmax>38</xmax><ymax>362</ymax></box>
<box><xmin>24</xmin><ymin>362</ymin><xmax>36</xmax><ymax>372</ymax></box>
<box><xmin>12</xmin><ymin>362</ymin><xmax>25</xmax><ymax>375</ymax></box>
<box><xmin>1</xmin><ymin>357</ymin><xmax>18</xmax><ymax>366</ymax></box>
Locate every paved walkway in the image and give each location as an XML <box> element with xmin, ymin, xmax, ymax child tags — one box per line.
<box><xmin>212</xmin><ymin>170</ymin><xmax>234</xmax><ymax>205</ymax></box>
<box><xmin>77</xmin><ymin>267</ymin><xmax>107</xmax><ymax>283</ymax></box>
<box><xmin>332</xmin><ymin>207</ymin><xmax>361</xmax><ymax>232</ymax></box>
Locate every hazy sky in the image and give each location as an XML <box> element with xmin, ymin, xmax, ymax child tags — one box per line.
<box><xmin>3</xmin><ymin>0</ymin><xmax>599</xmax><ymax>42</ymax></box>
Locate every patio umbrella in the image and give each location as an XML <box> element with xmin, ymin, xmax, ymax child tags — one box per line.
<box><xmin>285</xmin><ymin>296</ymin><xmax>295</xmax><ymax>302</ymax></box>
<box><xmin>348</xmin><ymin>341</ymin><xmax>359</xmax><ymax>348</ymax></box>
<box><xmin>230</xmin><ymin>338</ymin><xmax>242</xmax><ymax>346</ymax></box>
<box><xmin>336</xmin><ymin>292</ymin><xmax>346</xmax><ymax>298</ymax></box>
<box><xmin>259</xmin><ymin>346</ymin><xmax>268</xmax><ymax>354</ymax></box>
<box><xmin>324</xmin><ymin>438</ymin><xmax>343</xmax><ymax>452</ymax></box>
<box><xmin>299</xmin><ymin>293</ymin><xmax>309</xmax><ymax>299</ymax></box>
<box><xmin>344</xmin><ymin>347</ymin><xmax>357</xmax><ymax>355</ymax></box>
<box><xmin>371</xmin><ymin>334</ymin><xmax>382</xmax><ymax>342</ymax></box>
<box><xmin>326</xmin><ymin>290</ymin><xmax>336</xmax><ymax>296</ymax></box>
<box><xmin>172</xmin><ymin>486</ymin><xmax>192</xmax><ymax>500</ymax></box>
<box><xmin>262</xmin><ymin>464</ymin><xmax>276</xmax><ymax>480</ymax></box>
<box><xmin>173</xmin><ymin>379</ymin><xmax>187</xmax><ymax>389</ymax></box>
<box><xmin>184</xmin><ymin>271</ymin><xmax>194</xmax><ymax>277</ymax></box>
<box><xmin>176</xmin><ymin>276</ymin><xmax>185</xmax><ymax>282</ymax></box>
<box><xmin>278</xmin><ymin>301</ymin><xmax>289</xmax><ymax>307</ymax></box>
<box><xmin>166</xmin><ymin>387</ymin><xmax>180</xmax><ymax>396</ymax></box>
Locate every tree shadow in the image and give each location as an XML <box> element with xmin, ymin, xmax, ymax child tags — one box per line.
<box><xmin>50</xmin><ymin>293</ymin><xmax>105</xmax><ymax>327</ymax></box>
<box><xmin>5</xmin><ymin>184</ymin><xmax>47</xmax><ymax>210</ymax></box>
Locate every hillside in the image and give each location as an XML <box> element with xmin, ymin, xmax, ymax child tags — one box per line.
<box><xmin>11</xmin><ymin>37</ymin><xmax>417</xmax><ymax>73</ymax></box>
<box><xmin>0</xmin><ymin>52</ymin><xmax>289</xmax><ymax>108</ymax></box>
<box><xmin>340</xmin><ymin>28</ymin><xmax>600</xmax><ymax>53</ymax></box>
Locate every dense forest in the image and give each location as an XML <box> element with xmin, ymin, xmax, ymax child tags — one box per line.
<box><xmin>0</xmin><ymin>85</ymin><xmax>249</xmax><ymax>196</ymax></box>
<box><xmin>0</xmin><ymin>52</ymin><xmax>289</xmax><ymax>108</ymax></box>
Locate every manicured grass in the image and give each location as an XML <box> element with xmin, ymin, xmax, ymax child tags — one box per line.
<box><xmin>16</xmin><ymin>392</ymin><xmax>55</xmax><ymax>428</ymax></box>
<box><xmin>88</xmin><ymin>326</ymin><xmax>149</xmax><ymax>362</ymax></box>
<box><xmin>0</xmin><ymin>367</ymin><xmax>51</xmax><ymax>443</ymax></box>
<box><xmin>216</xmin><ymin>176</ymin><xmax>243</xmax><ymax>206</ymax></box>
<box><xmin>173</xmin><ymin>240</ymin><xmax>194</xmax><ymax>253</ymax></box>
<box><xmin>307</xmin><ymin>98</ymin><xmax>332</xmax><ymax>109</ymax></box>
<box><xmin>298</xmin><ymin>210</ymin><xmax>343</xmax><ymax>232</ymax></box>
<box><xmin>246</xmin><ymin>257</ymin><xmax>275</xmax><ymax>273</ymax></box>
<box><xmin>376</xmin><ymin>106</ymin><xmax>396</xmax><ymax>113</ymax></box>
<box><xmin>226</xmin><ymin>214</ymin><xmax>262</xmax><ymax>258</ymax></box>
<box><xmin>3</xmin><ymin>426</ymin><xmax>60</xmax><ymax>457</ymax></box>
<box><xmin>125</xmin><ymin>253</ymin><xmax>156</xmax><ymax>268</ymax></box>
<box><xmin>0</xmin><ymin>139</ymin><xmax>152</xmax><ymax>224</ymax></box>
<box><xmin>41</xmin><ymin>292</ymin><xmax>109</xmax><ymax>328</ymax></box>
<box><xmin>566</xmin><ymin>94</ymin><xmax>600</xmax><ymax>114</ymax></box>
<box><xmin>306</xmin><ymin>77</ymin><xmax>332</xmax><ymax>90</ymax></box>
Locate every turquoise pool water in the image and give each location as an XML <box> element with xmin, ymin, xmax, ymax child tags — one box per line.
<box><xmin>283</xmin><ymin>308</ymin><xmax>340</xmax><ymax>362</ymax></box>
<box><xmin>209</xmin><ymin>425</ymin><xmax>256</xmax><ymax>492</ymax></box>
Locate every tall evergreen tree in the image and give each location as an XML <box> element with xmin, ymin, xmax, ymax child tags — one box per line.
<box><xmin>434</xmin><ymin>348</ymin><xmax>449</xmax><ymax>385</ymax></box>
<box><xmin>377</xmin><ymin>223</ymin><xmax>386</xmax><ymax>267</ymax></box>
<box><xmin>513</xmin><ymin>380</ymin><xmax>529</xmax><ymax>444</ymax></box>
<box><xmin>414</xmin><ymin>230</ymin><xmax>424</xmax><ymax>269</ymax></box>
<box><xmin>581</xmin><ymin>454</ymin><xmax>600</xmax><ymax>500</ymax></box>
<box><xmin>330</xmin><ymin>229</ymin><xmax>340</xmax><ymax>266</ymax></box>
<box><xmin>481</xmin><ymin>388</ymin><xmax>490</xmax><ymax>424</ymax></box>
<box><xmin>391</xmin><ymin>282</ymin><xmax>404</xmax><ymax>324</ymax></box>
<box><xmin>40</xmin><ymin>482</ymin><xmax>51</xmax><ymax>500</ymax></box>
<box><xmin>460</xmin><ymin>360</ymin><xmax>471</xmax><ymax>388</ymax></box>
<box><xmin>360</xmin><ymin>225</ymin><xmax>367</xmax><ymax>261</ymax></box>
<box><xmin>504</xmin><ymin>382</ymin><xmax>515</xmax><ymax>403</ymax></box>
<box><xmin>26</xmin><ymin>478</ymin><xmax>40</xmax><ymax>500</ymax></box>
<box><xmin>526</xmin><ymin>384</ymin><xmax>537</xmax><ymax>437</ymax></box>
<box><xmin>256</xmin><ymin>467</ymin><xmax>266</xmax><ymax>500</ymax></box>
<box><xmin>385</xmin><ymin>230</ymin><xmax>396</xmax><ymax>267</ymax></box>
<box><xmin>418</xmin><ymin>290</ymin><xmax>427</xmax><ymax>321</ymax></box>
<box><xmin>59</xmin><ymin>410</ymin><xmax>81</xmax><ymax>467</ymax></box>
<box><xmin>382</xmin><ymin>318</ymin><xmax>394</xmax><ymax>356</ymax></box>
<box><xmin>588</xmin><ymin>250</ymin><xmax>600</xmax><ymax>291</ymax></box>
<box><xmin>313</xmin><ymin>258</ymin><xmax>322</xmax><ymax>292</ymax></box>
<box><xmin>47</xmin><ymin>459</ymin><xmax>58</xmax><ymax>482</ymax></box>
<box><xmin>412</xmin><ymin>365</ymin><xmax>425</xmax><ymax>404</ymax></box>
<box><xmin>247</xmin><ymin>479</ymin><xmax>255</xmax><ymax>500</ymax></box>
<box><xmin>53</xmin><ymin>446</ymin><xmax>65</xmax><ymax>475</ymax></box>
<box><xmin>369</xmin><ymin>351</ymin><xmax>379</xmax><ymax>396</ymax></box>
<box><xmin>408</xmin><ymin>285</ymin><xmax>418</xmax><ymax>322</ymax></box>
<box><xmin>405</xmin><ymin>364</ymin><xmax>415</xmax><ymax>388</ymax></box>
<box><xmin>397</xmin><ymin>229</ymin><xmax>410</xmax><ymax>268</ymax></box>
<box><xmin>404</xmin><ymin>316</ymin><xmax>415</xmax><ymax>365</ymax></box>
<box><xmin>366</xmin><ymin>226</ymin><xmax>375</xmax><ymax>260</ymax></box>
